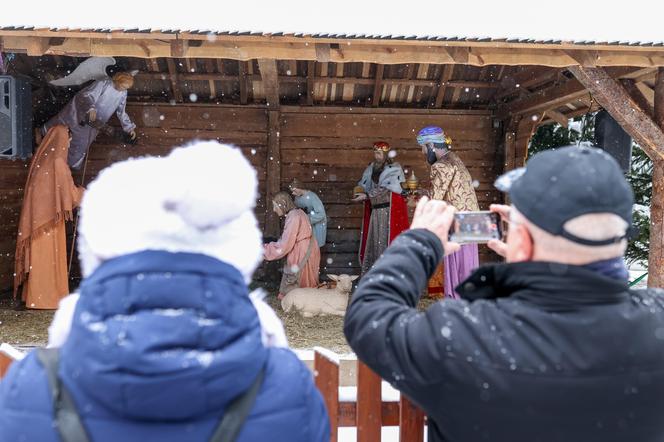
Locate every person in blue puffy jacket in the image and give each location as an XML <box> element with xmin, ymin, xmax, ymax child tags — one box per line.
<box><xmin>0</xmin><ymin>141</ymin><xmax>330</xmax><ymax>442</ymax></box>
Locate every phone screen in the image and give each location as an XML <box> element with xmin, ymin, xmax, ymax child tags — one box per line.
<box><xmin>449</xmin><ymin>211</ymin><xmax>502</xmax><ymax>244</ymax></box>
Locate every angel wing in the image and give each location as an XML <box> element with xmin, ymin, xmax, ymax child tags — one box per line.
<box><xmin>49</xmin><ymin>57</ymin><xmax>116</xmax><ymax>87</ymax></box>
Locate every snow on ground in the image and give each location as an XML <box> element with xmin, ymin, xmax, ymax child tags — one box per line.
<box><xmin>629</xmin><ymin>263</ymin><xmax>648</xmax><ymax>289</ymax></box>
<box><xmin>0</xmin><ymin>343</ymin><xmax>26</xmax><ymax>361</ymax></box>
<box><xmin>339</xmin><ymin>426</ymin><xmax>427</xmax><ymax>442</ymax></box>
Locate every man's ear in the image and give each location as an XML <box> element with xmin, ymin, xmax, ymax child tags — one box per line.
<box><xmin>510</xmin><ymin>224</ymin><xmax>534</xmax><ymax>262</ymax></box>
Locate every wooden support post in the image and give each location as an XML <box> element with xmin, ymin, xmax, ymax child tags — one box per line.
<box><xmin>265</xmin><ymin>110</ymin><xmax>281</xmax><ymax>238</ymax></box>
<box><xmin>170</xmin><ymin>39</ymin><xmax>188</xmax><ymax>58</ymax></box>
<box><xmin>238</xmin><ymin>61</ymin><xmax>248</xmax><ymax>105</ymax></box>
<box><xmin>314</xmin><ymin>349</ymin><xmax>339</xmax><ymax>442</ymax></box>
<box><xmin>204</xmin><ymin>59</ymin><xmax>216</xmax><ymax>99</ymax></box>
<box><xmin>165</xmin><ymin>58</ymin><xmax>183</xmax><ymax>103</ymax></box>
<box><xmin>258</xmin><ymin>59</ymin><xmax>280</xmax><ymax>109</ymax></box>
<box><xmin>569</xmin><ymin>66</ymin><xmax>664</xmax><ymax>287</ymax></box>
<box><xmin>503</xmin><ymin>116</ymin><xmax>520</xmax><ymax>173</ymax></box>
<box><xmin>434</xmin><ymin>65</ymin><xmax>453</xmax><ymax>108</ymax></box>
<box><xmin>371</xmin><ymin>64</ymin><xmax>384</xmax><ymax>107</ymax></box>
<box><xmin>650</xmin><ymin>68</ymin><xmax>664</xmax><ymax>288</ymax></box>
<box><xmin>399</xmin><ymin>395</ymin><xmax>425</xmax><ymax>442</ymax></box>
<box><xmin>356</xmin><ymin>362</ymin><xmax>381</xmax><ymax>442</ymax></box>
<box><xmin>544</xmin><ymin>109</ymin><xmax>569</xmax><ymax>128</ymax></box>
<box><xmin>307</xmin><ymin>61</ymin><xmax>316</xmax><ymax>105</ymax></box>
<box><xmin>567</xmin><ymin>66</ymin><xmax>664</xmax><ymax>162</ymax></box>
<box><xmin>621</xmin><ymin>79</ymin><xmax>654</xmax><ymax>117</ymax></box>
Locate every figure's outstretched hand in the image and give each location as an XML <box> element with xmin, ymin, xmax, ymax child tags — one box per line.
<box><xmin>351</xmin><ymin>193</ymin><xmax>367</xmax><ymax>203</ymax></box>
<box><xmin>410</xmin><ymin>197</ymin><xmax>461</xmax><ymax>256</ymax></box>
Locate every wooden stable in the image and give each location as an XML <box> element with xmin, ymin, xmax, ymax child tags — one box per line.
<box><xmin>0</xmin><ymin>26</ymin><xmax>664</xmax><ymax>442</ymax></box>
<box><xmin>2</xmin><ymin>29</ymin><xmax>664</xmax><ymax>289</ymax></box>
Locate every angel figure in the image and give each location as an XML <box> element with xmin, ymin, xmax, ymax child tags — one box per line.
<box><xmin>43</xmin><ymin>57</ymin><xmax>138</xmax><ymax>169</ymax></box>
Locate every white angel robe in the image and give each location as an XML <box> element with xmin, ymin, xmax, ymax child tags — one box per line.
<box><xmin>44</xmin><ymin>78</ymin><xmax>136</xmax><ymax>169</ymax></box>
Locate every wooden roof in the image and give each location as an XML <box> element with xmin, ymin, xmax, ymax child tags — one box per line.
<box><xmin>10</xmin><ymin>53</ymin><xmax>658</xmax><ymax>129</ymax></box>
<box><xmin>3</xmin><ymin>29</ymin><xmax>664</xmax><ymax>68</ymax></box>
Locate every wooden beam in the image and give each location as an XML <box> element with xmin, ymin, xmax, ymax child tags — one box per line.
<box><xmin>434</xmin><ymin>65</ymin><xmax>453</xmax><ymax>108</ymax></box>
<box><xmin>265</xmin><ymin>110</ymin><xmax>281</xmax><ymax>238</ymax></box>
<box><xmin>544</xmin><ymin>109</ymin><xmax>569</xmax><ymax>128</ymax></box>
<box><xmin>450</xmin><ymin>66</ymin><xmax>466</xmax><ymax>106</ymax></box>
<box><xmin>649</xmin><ymin>68</ymin><xmax>664</xmax><ymax>288</ymax></box>
<box><xmin>371</xmin><ymin>64</ymin><xmax>384</xmax><ymax>107</ymax></box>
<box><xmin>568</xmin><ymin>66</ymin><xmax>664</xmax><ymax>162</ymax></box>
<box><xmin>215</xmin><ymin>59</ymin><xmax>225</xmax><ymax>74</ymax></box>
<box><xmin>258</xmin><ymin>59</ymin><xmax>280</xmax><ymax>109</ymax></box>
<box><xmin>503</xmin><ymin>113</ymin><xmax>544</xmax><ymax>174</ymax></box>
<box><xmin>204</xmin><ymin>59</ymin><xmax>217</xmax><ymax>99</ymax></box>
<box><xmin>170</xmin><ymin>39</ymin><xmax>188</xmax><ymax>58</ymax></box>
<box><xmin>238</xmin><ymin>61</ymin><xmax>248</xmax><ymax>105</ymax></box>
<box><xmin>636</xmin><ymin>82</ymin><xmax>655</xmax><ymax>105</ymax></box>
<box><xmin>495</xmin><ymin>68</ymin><xmax>560</xmax><ymax>100</ymax></box>
<box><xmin>147</xmin><ymin>58</ymin><xmax>160</xmax><ymax>72</ymax></box>
<box><xmin>6</xmin><ymin>33</ymin><xmax>664</xmax><ymax>66</ymax></box>
<box><xmin>621</xmin><ymin>79</ymin><xmax>654</xmax><ymax>117</ymax></box>
<box><xmin>499</xmin><ymin>67</ymin><xmax>638</xmax><ymax>117</ymax></box>
<box><xmin>564</xmin><ymin>50</ymin><xmax>599</xmax><ymax>67</ymax></box>
<box><xmin>306</xmin><ymin>61</ymin><xmax>315</xmax><ymax>105</ymax></box>
<box><xmin>415</xmin><ymin>63</ymin><xmax>430</xmax><ymax>103</ymax></box>
<box><xmin>165</xmin><ymin>58</ymin><xmax>183</xmax><ymax>103</ymax></box>
<box><xmin>315</xmin><ymin>43</ymin><xmax>331</xmax><ymax>62</ymax></box>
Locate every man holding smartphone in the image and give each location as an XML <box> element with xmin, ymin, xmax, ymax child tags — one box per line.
<box><xmin>344</xmin><ymin>145</ymin><xmax>664</xmax><ymax>442</ymax></box>
<box><xmin>416</xmin><ymin>126</ymin><xmax>480</xmax><ymax>298</ymax></box>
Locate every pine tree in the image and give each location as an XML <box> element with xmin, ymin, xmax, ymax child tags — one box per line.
<box><xmin>528</xmin><ymin>113</ymin><xmax>651</xmax><ymax>265</ymax></box>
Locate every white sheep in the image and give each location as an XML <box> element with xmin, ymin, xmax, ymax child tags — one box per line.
<box><xmin>281</xmin><ymin>274</ymin><xmax>359</xmax><ymax>318</ymax></box>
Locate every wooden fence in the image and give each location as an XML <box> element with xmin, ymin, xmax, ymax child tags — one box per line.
<box><xmin>0</xmin><ymin>345</ymin><xmax>425</xmax><ymax>441</ymax></box>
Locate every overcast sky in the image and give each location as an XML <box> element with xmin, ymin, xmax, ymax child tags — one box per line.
<box><xmin>2</xmin><ymin>0</ymin><xmax>664</xmax><ymax>43</ymax></box>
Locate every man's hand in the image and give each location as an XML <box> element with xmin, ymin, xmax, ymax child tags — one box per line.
<box><xmin>129</xmin><ymin>130</ymin><xmax>137</xmax><ymax>141</ymax></box>
<box><xmin>351</xmin><ymin>193</ymin><xmax>368</xmax><ymax>203</ymax></box>
<box><xmin>410</xmin><ymin>197</ymin><xmax>461</xmax><ymax>256</ymax></box>
<box><xmin>87</xmin><ymin>109</ymin><xmax>97</xmax><ymax>122</ymax></box>
<box><xmin>487</xmin><ymin>204</ymin><xmax>510</xmax><ymax>258</ymax></box>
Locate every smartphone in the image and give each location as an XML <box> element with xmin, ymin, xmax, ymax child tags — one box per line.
<box><xmin>449</xmin><ymin>211</ymin><xmax>502</xmax><ymax>244</ymax></box>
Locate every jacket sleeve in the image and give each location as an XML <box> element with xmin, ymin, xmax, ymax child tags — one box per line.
<box><xmin>307</xmin><ymin>194</ymin><xmax>327</xmax><ymax>225</ymax></box>
<box><xmin>264</xmin><ymin>211</ymin><xmax>299</xmax><ymax>261</ymax></box>
<box><xmin>344</xmin><ymin>229</ymin><xmax>485</xmax><ymax>412</ymax></box>
<box><xmin>115</xmin><ymin>93</ymin><xmax>136</xmax><ymax>132</ymax></box>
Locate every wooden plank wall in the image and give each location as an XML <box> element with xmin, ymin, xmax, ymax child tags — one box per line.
<box><xmin>279</xmin><ymin>107</ymin><xmax>502</xmax><ymax>276</ymax></box>
<box><xmin>80</xmin><ymin>104</ymin><xmax>269</xmax><ymax>224</ymax></box>
<box><xmin>0</xmin><ymin>104</ymin><xmax>502</xmax><ymax>293</ymax></box>
<box><xmin>0</xmin><ymin>162</ymin><xmax>30</xmax><ymax>292</ymax></box>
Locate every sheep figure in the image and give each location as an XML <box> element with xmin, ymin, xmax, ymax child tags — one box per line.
<box><xmin>281</xmin><ymin>274</ymin><xmax>359</xmax><ymax>318</ymax></box>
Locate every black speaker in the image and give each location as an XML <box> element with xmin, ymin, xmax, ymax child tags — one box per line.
<box><xmin>0</xmin><ymin>75</ymin><xmax>32</xmax><ymax>159</ymax></box>
<box><xmin>594</xmin><ymin>110</ymin><xmax>632</xmax><ymax>172</ymax></box>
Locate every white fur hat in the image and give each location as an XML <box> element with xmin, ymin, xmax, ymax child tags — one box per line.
<box><xmin>77</xmin><ymin>141</ymin><xmax>263</xmax><ymax>282</ymax></box>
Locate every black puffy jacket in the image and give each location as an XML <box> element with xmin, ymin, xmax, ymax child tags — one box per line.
<box><xmin>344</xmin><ymin>229</ymin><xmax>664</xmax><ymax>442</ymax></box>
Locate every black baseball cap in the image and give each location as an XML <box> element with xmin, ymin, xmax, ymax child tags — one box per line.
<box><xmin>495</xmin><ymin>145</ymin><xmax>634</xmax><ymax>246</ymax></box>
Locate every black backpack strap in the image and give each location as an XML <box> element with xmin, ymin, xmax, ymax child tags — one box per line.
<box><xmin>36</xmin><ymin>348</ymin><xmax>91</xmax><ymax>442</ymax></box>
<box><xmin>209</xmin><ymin>366</ymin><xmax>266</xmax><ymax>442</ymax></box>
